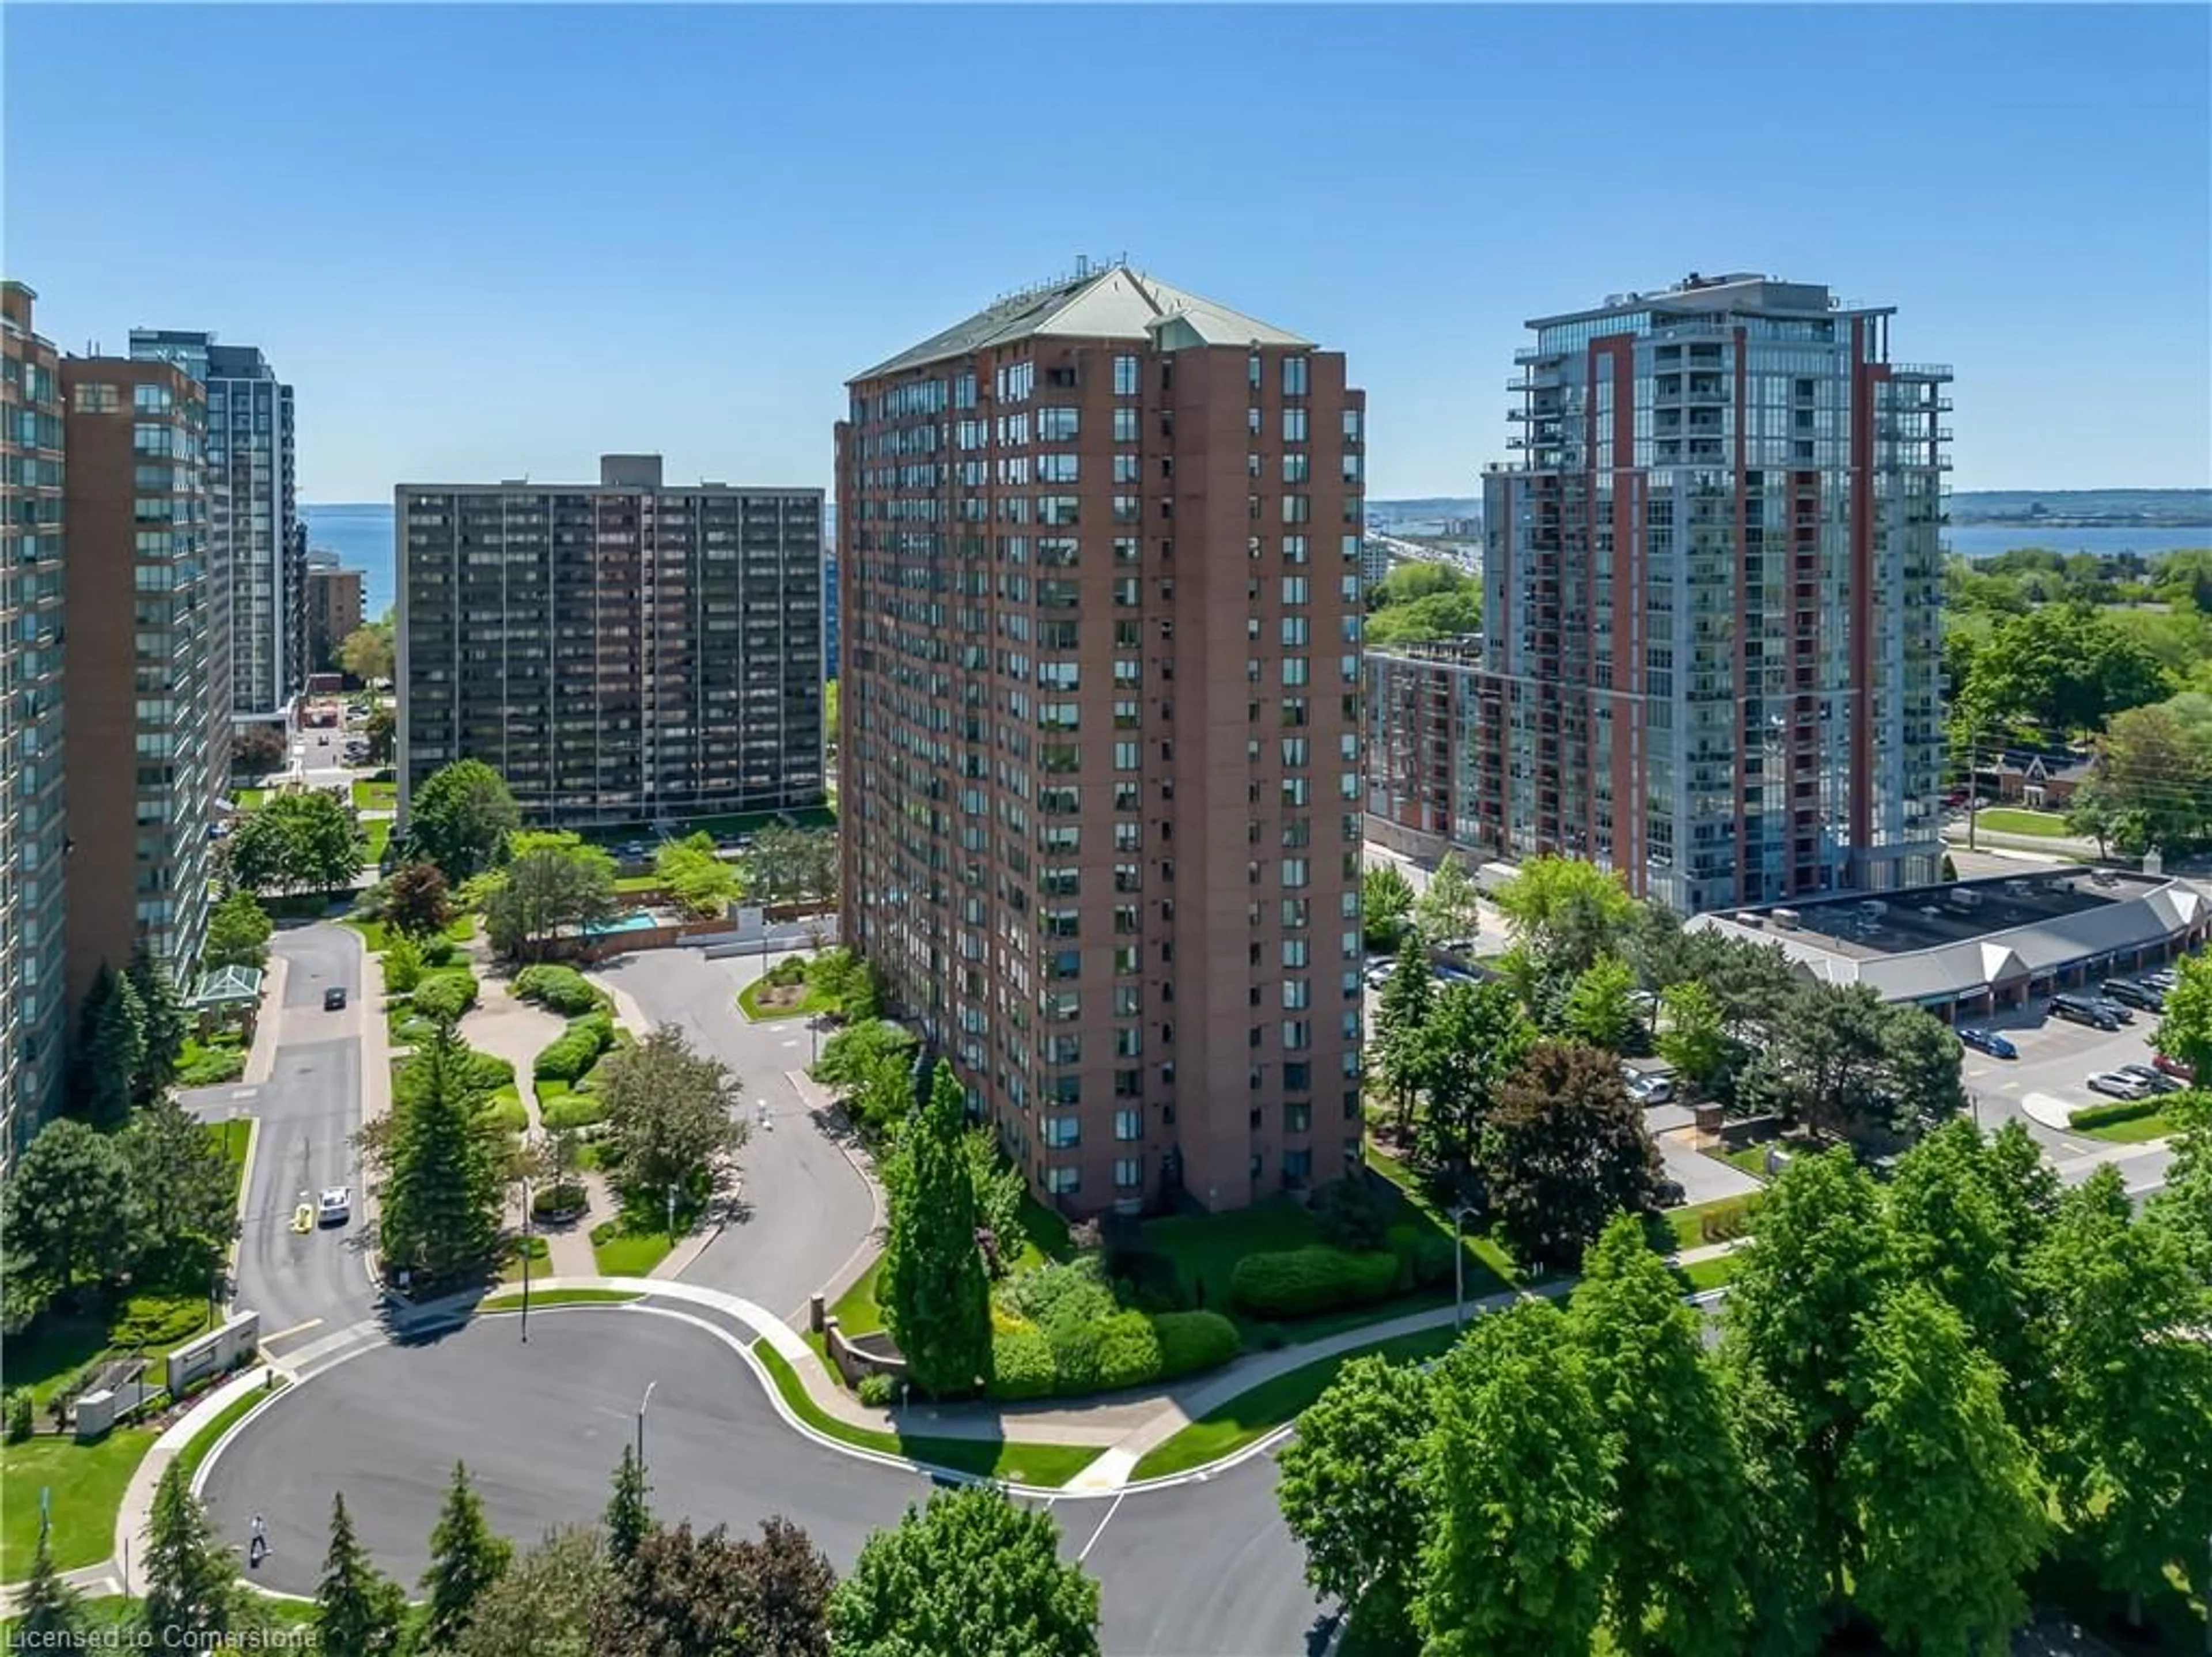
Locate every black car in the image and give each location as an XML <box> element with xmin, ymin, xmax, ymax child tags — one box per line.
<box><xmin>324</xmin><ymin>986</ymin><xmax>347</xmax><ymax>1012</ymax></box>
<box><xmin>2050</xmin><ymin>994</ymin><xmax>2119</xmax><ymax>1032</ymax></box>
<box><xmin>2101</xmin><ymin>978</ymin><xmax>2165</xmax><ymax>1013</ymax></box>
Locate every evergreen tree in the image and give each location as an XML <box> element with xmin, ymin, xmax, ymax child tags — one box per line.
<box><xmin>879</xmin><ymin>1059</ymin><xmax>990</xmax><ymax>1397</ymax></box>
<box><xmin>419</xmin><ymin>1462</ymin><xmax>514</xmax><ymax>1652</ymax></box>
<box><xmin>1372</xmin><ymin>930</ymin><xmax>1435</xmax><ymax>1140</ymax></box>
<box><xmin>315</xmin><ymin>1491</ymin><xmax>407</xmax><ymax>1656</ymax></box>
<box><xmin>375</xmin><ymin>1024</ymin><xmax>505</xmax><ymax>1280</ymax></box>
<box><xmin>1415</xmin><ymin>1301</ymin><xmax>1609</xmax><ymax>1657</ymax></box>
<box><xmin>123</xmin><ymin>1092</ymin><xmax>239</xmax><ymax>1274</ymax></box>
<box><xmin>605</xmin><ymin>1444</ymin><xmax>653</xmax><ymax>1568</ymax></box>
<box><xmin>71</xmin><ymin>963</ymin><xmax>146</xmax><ymax>1129</ymax></box>
<box><xmin>128</xmin><ymin>945</ymin><xmax>189</xmax><ymax>1102</ymax></box>
<box><xmin>1842</xmin><ymin>1287</ymin><xmax>2047</xmax><ymax>1655</ymax></box>
<box><xmin>142</xmin><ymin>1462</ymin><xmax>236</xmax><ymax>1644</ymax></box>
<box><xmin>1566</xmin><ymin>1215</ymin><xmax>1747</xmax><ymax>1657</ymax></box>
<box><xmin>17</xmin><ymin>1526</ymin><xmax>89</xmax><ymax>1639</ymax></box>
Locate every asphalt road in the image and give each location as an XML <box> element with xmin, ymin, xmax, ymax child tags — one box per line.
<box><xmin>234</xmin><ymin>925</ymin><xmax>376</xmax><ymax>1346</ymax></box>
<box><xmin>593</xmin><ymin>948</ymin><xmax>876</xmax><ymax>1321</ymax></box>
<box><xmin>202</xmin><ymin>1308</ymin><xmax>1332</xmax><ymax>1655</ymax></box>
<box><xmin>1962</xmin><ymin>998</ymin><xmax>2177</xmax><ymax>1197</ymax></box>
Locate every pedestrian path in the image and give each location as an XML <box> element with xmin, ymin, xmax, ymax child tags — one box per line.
<box><xmin>458</xmin><ymin>986</ymin><xmax>603</xmax><ymax>1277</ymax></box>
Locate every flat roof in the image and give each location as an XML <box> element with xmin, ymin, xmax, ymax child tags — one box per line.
<box><xmin>1691</xmin><ymin>870</ymin><xmax>2204</xmax><ymax>1005</ymax></box>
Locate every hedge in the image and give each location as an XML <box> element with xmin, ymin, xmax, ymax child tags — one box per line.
<box><xmin>409</xmin><ymin>967</ymin><xmax>480</xmax><ymax>1023</ymax></box>
<box><xmin>1153</xmin><ymin>1311</ymin><xmax>1240</xmax><ymax>1379</ymax></box>
<box><xmin>2068</xmin><ymin>1096</ymin><xmax>2169</xmax><ymax>1131</ymax></box>
<box><xmin>1229</xmin><ymin>1246</ymin><xmax>1401</xmax><ymax>1319</ymax></box>
<box><xmin>999</xmin><ymin>1259</ymin><xmax>1117</xmax><ymax>1337</ymax></box>
<box><xmin>541</xmin><ymin>1093</ymin><xmax>607</xmax><ymax>1131</ymax></box>
<box><xmin>984</xmin><ymin>1306</ymin><xmax>1238</xmax><ymax>1400</ymax></box>
<box><xmin>514</xmin><ymin>964</ymin><xmax>604</xmax><ymax>1016</ymax></box>
<box><xmin>395</xmin><ymin>1045</ymin><xmax>512</xmax><ymax>1110</ymax></box>
<box><xmin>535</xmin><ymin>1013</ymin><xmax>615</xmax><ymax>1083</ymax></box>
<box><xmin>483</xmin><ymin>1093</ymin><xmax>530</xmax><ymax>1133</ymax></box>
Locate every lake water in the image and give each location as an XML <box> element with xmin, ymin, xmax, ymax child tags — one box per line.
<box><xmin>301</xmin><ymin>503</ymin><xmax>396</xmax><ymax>618</ymax></box>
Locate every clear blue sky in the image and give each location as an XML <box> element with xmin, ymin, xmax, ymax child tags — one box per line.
<box><xmin>9</xmin><ymin>4</ymin><xmax>2207</xmax><ymax>502</ymax></box>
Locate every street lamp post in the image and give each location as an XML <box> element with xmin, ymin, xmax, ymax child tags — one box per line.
<box><xmin>1451</xmin><ymin>1203</ymin><xmax>1480</xmax><ymax>1330</ymax></box>
<box><xmin>520</xmin><ymin>1176</ymin><xmax>535</xmax><ymax>1344</ymax></box>
<box><xmin>637</xmin><ymin>1380</ymin><xmax>658</xmax><ymax>1473</ymax></box>
<box><xmin>666</xmin><ymin>1183</ymin><xmax>678</xmax><ymax>1244</ymax></box>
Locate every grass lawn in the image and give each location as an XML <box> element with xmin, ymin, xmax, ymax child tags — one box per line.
<box><xmin>210</xmin><ymin>1118</ymin><xmax>252</xmax><ymax>1208</ymax></box>
<box><xmin>496</xmin><ymin>1235</ymin><xmax>551</xmax><ymax>1284</ymax></box>
<box><xmin>752</xmin><ymin>1344</ymin><xmax>1100</xmax><ymax>1489</ymax></box>
<box><xmin>2071</xmin><ymin>1110</ymin><xmax>2179</xmax><ymax>1144</ymax></box>
<box><xmin>590</xmin><ymin>1216</ymin><xmax>677</xmax><ymax>1277</ymax></box>
<box><xmin>1654</xmin><ymin>1192</ymin><xmax>1763</xmax><ymax>1253</ymax></box>
<box><xmin>1675</xmin><ymin>1252</ymin><xmax>1743</xmax><ymax>1293</ymax></box>
<box><xmin>829</xmin><ymin>1255</ymin><xmax>885</xmax><ymax>1337</ymax></box>
<box><xmin>1974</xmin><ymin>807</ymin><xmax>2071</xmax><ymax>837</ymax></box>
<box><xmin>171</xmin><ymin>1376</ymin><xmax>289</xmax><ymax>1489</ymax></box>
<box><xmin>345</xmin><ymin>917</ymin><xmax>390</xmax><ymax>952</ymax></box>
<box><xmin>176</xmin><ymin>1034</ymin><xmax>248</xmax><ymax>1087</ymax></box>
<box><xmin>0</xmin><ymin>1428</ymin><xmax>157</xmax><ymax>1577</ymax></box>
<box><xmin>233</xmin><ymin>786</ymin><xmax>270</xmax><ymax>809</ymax></box>
<box><xmin>613</xmin><ymin>873</ymin><xmax>664</xmax><ymax>895</ymax></box>
<box><xmin>363</xmin><ymin>819</ymin><xmax>392</xmax><ymax>866</ymax></box>
<box><xmin>1130</xmin><ymin>1323</ymin><xmax>1464</xmax><ymax>1482</ymax></box>
<box><xmin>1718</xmin><ymin>1141</ymin><xmax>1778</xmax><ymax>1181</ymax></box>
<box><xmin>737</xmin><ymin>976</ymin><xmax>835</xmax><ymax>1022</ymax></box>
<box><xmin>350</xmin><ymin>778</ymin><xmax>397</xmax><ymax>811</ymax></box>
<box><xmin>1143</xmin><ymin>1200</ymin><xmax>1325</xmax><ymax>1310</ymax></box>
<box><xmin>481</xmin><ymin>1288</ymin><xmax>641</xmax><ymax>1311</ymax></box>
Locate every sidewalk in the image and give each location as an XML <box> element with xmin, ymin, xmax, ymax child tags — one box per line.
<box><xmin>459</xmin><ymin>988</ymin><xmax>601</xmax><ymax>1278</ymax></box>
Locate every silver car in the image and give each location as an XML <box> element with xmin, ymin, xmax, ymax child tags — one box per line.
<box><xmin>2086</xmin><ymin>1070</ymin><xmax>2152</xmax><ymax>1102</ymax></box>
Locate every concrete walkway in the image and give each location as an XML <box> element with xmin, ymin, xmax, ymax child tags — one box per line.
<box><xmin>458</xmin><ymin>988</ymin><xmax>603</xmax><ymax>1278</ymax></box>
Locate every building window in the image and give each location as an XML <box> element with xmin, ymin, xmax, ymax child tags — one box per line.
<box><xmin>1283</xmin><ymin>356</ymin><xmax>1310</xmax><ymax>396</ymax></box>
<box><xmin>1282</xmin><ymin>453</ymin><xmax>1310</xmax><ymax>484</ymax></box>
<box><xmin>132</xmin><ymin>382</ymin><xmax>173</xmax><ymax>414</ymax></box>
<box><xmin>1038</xmin><ymin>454</ymin><xmax>1080</xmax><ymax>483</ymax></box>
<box><xmin>1038</xmin><ymin>406</ymin><xmax>1080</xmax><ymax>440</ymax></box>
<box><xmin>72</xmin><ymin>382</ymin><xmax>122</xmax><ymax>414</ymax></box>
<box><xmin>1113</xmin><ymin>355</ymin><xmax>1140</xmax><ymax>396</ymax></box>
<box><xmin>1281</xmin><ymin>495</ymin><xmax>1310</xmax><ymax>524</ymax></box>
<box><xmin>1113</xmin><ymin>406</ymin><xmax>1139</xmax><ymax>443</ymax></box>
<box><xmin>1283</xmin><ymin>407</ymin><xmax>1309</xmax><ymax>443</ymax></box>
<box><xmin>1114</xmin><ymin>1158</ymin><xmax>1142</xmax><ymax>1190</ymax></box>
<box><xmin>1342</xmin><ymin>408</ymin><xmax>1362</xmax><ymax>442</ymax></box>
<box><xmin>1047</xmin><ymin>1166</ymin><xmax>1082</xmax><ymax>1195</ymax></box>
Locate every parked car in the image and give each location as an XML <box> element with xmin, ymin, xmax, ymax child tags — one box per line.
<box><xmin>323</xmin><ymin>986</ymin><xmax>347</xmax><ymax>1012</ymax></box>
<box><xmin>1958</xmin><ymin>1026</ymin><xmax>2018</xmax><ymax>1060</ymax></box>
<box><xmin>1436</xmin><ymin>937</ymin><xmax>1479</xmax><ymax>959</ymax></box>
<box><xmin>1627</xmin><ymin>1073</ymin><xmax>1677</xmax><ymax>1107</ymax></box>
<box><xmin>1433</xmin><ymin>964</ymin><xmax>1478</xmax><ymax>985</ymax></box>
<box><xmin>2051</xmin><ymin>994</ymin><xmax>2120</xmax><ymax>1032</ymax></box>
<box><xmin>1363</xmin><ymin>960</ymin><xmax>1396</xmax><ymax>989</ymax></box>
<box><xmin>317</xmin><ymin>1186</ymin><xmax>353</xmax><ymax>1226</ymax></box>
<box><xmin>2101</xmin><ymin>978</ymin><xmax>2165</xmax><ymax>1013</ymax></box>
<box><xmin>2143</xmin><ymin>970</ymin><xmax>2179</xmax><ymax>992</ymax></box>
<box><xmin>2086</xmin><ymin>1070</ymin><xmax>2153</xmax><ymax>1101</ymax></box>
<box><xmin>2114</xmin><ymin>1062</ymin><xmax>2186</xmax><ymax>1095</ymax></box>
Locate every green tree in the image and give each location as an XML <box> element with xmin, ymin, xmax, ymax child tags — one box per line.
<box><xmin>123</xmin><ymin>1093</ymin><xmax>239</xmax><ymax>1274</ymax></box>
<box><xmin>408</xmin><ymin>759</ymin><xmax>522</xmax><ymax>882</ymax></box>
<box><xmin>963</xmin><ymin>1128</ymin><xmax>1026</xmax><ymax>1274</ymax></box>
<box><xmin>71</xmin><ymin>963</ymin><xmax>146</xmax><ymax>1129</ymax></box>
<box><xmin>128</xmin><ymin>945</ymin><xmax>188</xmax><ymax>1101</ymax></box>
<box><xmin>830</xmin><ymin>1485</ymin><xmax>1097</xmax><ymax>1657</ymax></box>
<box><xmin>1842</xmin><ymin>1287</ymin><xmax>2047</xmax><ymax>1655</ymax></box>
<box><xmin>373</xmin><ymin>1025</ymin><xmax>506</xmax><ymax>1280</ymax></box>
<box><xmin>2154</xmin><ymin>951</ymin><xmax>2212</xmax><ymax>1077</ymax></box>
<box><xmin>16</xmin><ymin>1527</ymin><xmax>88</xmax><ymax>1640</ymax></box>
<box><xmin>203</xmin><ymin>887</ymin><xmax>275</xmax><ymax>973</ymax></box>
<box><xmin>605</xmin><ymin>1444</ymin><xmax>653</xmax><ymax>1569</ymax></box>
<box><xmin>452</xmin><ymin>1527</ymin><xmax>609</xmax><ymax>1657</ymax></box>
<box><xmin>315</xmin><ymin>1491</ymin><xmax>407</xmax><ymax>1656</ymax></box>
<box><xmin>1721</xmin><ymin>1146</ymin><xmax>1896</xmax><ymax>1599</ymax></box>
<box><xmin>1719</xmin><ymin>1363</ymin><xmax>1825</xmax><ymax>1657</ymax></box>
<box><xmin>1886</xmin><ymin>1121</ymin><xmax>2044</xmax><ymax>1399</ymax></box>
<box><xmin>1372</xmin><ymin>930</ymin><xmax>1437</xmax><ymax>1140</ymax></box>
<box><xmin>2147</xmin><ymin>1094</ymin><xmax>2212</xmax><ymax>1285</ymax></box>
<box><xmin>1363</xmin><ymin>586</ymin><xmax>1483</xmax><ymax>646</ymax></box>
<box><xmin>484</xmin><ymin>833</ymin><xmax>618</xmax><ymax>962</ymax></box>
<box><xmin>810</xmin><ymin>1019</ymin><xmax>918</xmax><ymax>1141</ymax></box>
<box><xmin>420</xmin><ymin>1461</ymin><xmax>514</xmax><ymax>1652</ymax></box>
<box><xmin>385</xmin><ymin>859</ymin><xmax>456</xmax><ymax>938</ymax></box>
<box><xmin>1568</xmin><ymin>1215</ymin><xmax>1747</xmax><ymax>1657</ymax></box>
<box><xmin>1880</xmin><ymin>1004</ymin><xmax>1967</xmax><ymax>1136</ymax></box>
<box><xmin>142</xmin><ymin>1462</ymin><xmax>236</xmax><ymax>1644</ymax></box>
<box><xmin>597</xmin><ymin>1024</ymin><xmax>746</xmax><ymax>1205</ymax></box>
<box><xmin>1362</xmin><ymin>862</ymin><xmax>1415</xmax><ymax>949</ymax></box>
<box><xmin>1737</xmin><ymin>982</ymin><xmax>1892</xmax><ymax>1146</ymax></box>
<box><xmin>1414</xmin><ymin>852</ymin><xmax>1483</xmax><ymax>943</ymax></box>
<box><xmin>229</xmin><ymin>790</ymin><xmax>364</xmax><ymax>893</ymax></box>
<box><xmin>1657</xmin><ymin>979</ymin><xmax>1729</xmax><ymax>1091</ymax></box>
<box><xmin>230</xmin><ymin>720</ymin><xmax>290</xmax><ymax>778</ymax></box>
<box><xmin>1</xmin><ymin>1118</ymin><xmax>139</xmax><ymax>1312</ymax></box>
<box><xmin>363</xmin><ymin>701</ymin><xmax>397</xmax><ymax>766</ymax></box>
<box><xmin>1370</xmin><ymin>559</ymin><xmax>1472</xmax><ymax>608</ymax></box>
<box><xmin>1276</xmin><ymin>1354</ymin><xmax>1435</xmax><ymax>1653</ymax></box>
<box><xmin>1412</xmin><ymin>979</ymin><xmax>1536</xmax><ymax>1190</ymax></box>
<box><xmin>339</xmin><ymin>621</ymin><xmax>396</xmax><ymax>682</ymax></box>
<box><xmin>1561</xmin><ymin>954</ymin><xmax>1639</xmax><ymax>1051</ymax></box>
<box><xmin>2069</xmin><ymin>701</ymin><xmax>2212</xmax><ymax>853</ymax></box>
<box><xmin>1963</xmin><ymin>600</ymin><xmax>2172</xmax><ymax>739</ymax></box>
<box><xmin>1491</xmin><ymin>854</ymin><xmax>1635</xmax><ymax>981</ymax></box>
<box><xmin>880</xmin><ymin>1061</ymin><xmax>991</xmax><ymax>1397</ymax></box>
<box><xmin>1480</xmin><ymin>1042</ymin><xmax>1661</xmax><ymax>1274</ymax></box>
<box><xmin>657</xmin><ymin>832</ymin><xmax>743</xmax><ymax>918</ymax></box>
<box><xmin>1416</xmin><ymin>1300</ymin><xmax>1608</xmax><ymax>1657</ymax></box>
<box><xmin>2033</xmin><ymin>1166</ymin><xmax>2212</xmax><ymax>1632</ymax></box>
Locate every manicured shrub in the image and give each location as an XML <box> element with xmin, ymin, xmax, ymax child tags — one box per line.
<box><xmin>483</xmin><ymin>1093</ymin><xmax>529</xmax><ymax>1134</ymax></box>
<box><xmin>857</xmin><ymin>1372</ymin><xmax>897</xmax><ymax>1408</ymax></box>
<box><xmin>1385</xmin><ymin>1225</ymin><xmax>1457</xmax><ymax>1291</ymax></box>
<box><xmin>2067</xmin><ymin>1097</ymin><xmax>2168</xmax><ymax>1131</ymax></box>
<box><xmin>531</xmin><ymin>1181</ymin><xmax>588</xmax><ymax>1219</ymax></box>
<box><xmin>408</xmin><ymin>967</ymin><xmax>479</xmax><ymax>1023</ymax></box>
<box><xmin>762</xmin><ymin>956</ymin><xmax>807</xmax><ymax>989</ymax></box>
<box><xmin>997</xmin><ymin>1257</ymin><xmax>1117</xmax><ymax>1337</ymax></box>
<box><xmin>1045</xmin><ymin>1319</ymin><xmax>1103</xmax><ymax>1392</ymax></box>
<box><xmin>514</xmin><ymin>963</ymin><xmax>603</xmax><ymax>1016</ymax></box>
<box><xmin>1229</xmin><ymin>1246</ymin><xmax>1400</xmax><ymax>1319</ymax></box>
<box><xmin>1152</xmin><ymin>1310</ymin><xmax>1240</xmax><ymax>1379</ymax></box>
<box><xmin>1314</xmin><ymin>1176</ymin><xmax>1391</xmax><ymax>1253</ymax></box>
<box><xmin>987</xmin><ymin>1323</ymin><xmax>1058</xmax><ymax>1401</ymax></box>
<box><xmin>1094</xmin><ymin>1311</ymin><xmax>1166</xmax><ymax>1391</ymax></box>
<box><xmin>534</xmin><ymin>1012</ymin><xmax>615</xmax><ymax>1083</ymax></box>
<box><xmin>1697</xmin><ymin>1199</ymin><xmax>1758</xmax><ymax>1244</ymax></box>
<box><xmin>421</xmin><ymin>936</ymin><xmax>460</xmax><ymax>969</ymax></box>
<box><xmin>541</xmin><ymin>1092</ymin><xmax>607</xmax><ymax>1132</ymax></box>
<box><xmin>112</xmin><ymin>1293</ymin><xmax>208</xmax><ymax>1350</ymax></box>
<box><xmin>6</xmin><ymin>1389</ymin><xmax>33</xmax><ymax>1443</ymax></box>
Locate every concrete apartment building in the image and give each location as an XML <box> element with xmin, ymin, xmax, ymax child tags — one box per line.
<box><xmin>837</xmin><ymin>263</ymin><xmax>1368</xmax><ymax>1215</ymax></box>
<box><xmin>128</xmin><ymin>330</ymin><xmax>298</xmax><ymax>725</ymax></box>
<box><xmin>305</xmin><ymin>554</ymin><xmax>365</xmax><ymax>675</ymax></box>
<box><xmin>59</xmin><ymin>354</ymin><xmax>222</xmax><ymax>1011</ymax></box>
<box><xmin>396</xmin><ymin>456</ymin><xmax>825</xmax><ymax>828</ymax></box>
<box><xmin>1</xmin><ymin>283</ymin><xmax>70</xmax><ymax>1163</ymax></box>
<box><xmin>1468</xmin><ymin>272</ymin><xmax>1950</xmax><ymax>915</ymax></box>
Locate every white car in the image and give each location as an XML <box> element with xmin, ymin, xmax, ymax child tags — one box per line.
<box><xmin>317</xmin><ymin>1186</ymin><xmax>353</xmax><ymax>1226</ymax></box>
<box><xmin>2085</xmin><ymin>1071</ymin><xmax>2151</xmax><ymax>1102</ymax></box>
<box><xmin>1628</xmin><ymin>1073</ymin><xmax>1677</xmax><ymax>1106</ymax></box>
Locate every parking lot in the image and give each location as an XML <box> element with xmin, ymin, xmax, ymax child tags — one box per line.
<box><xmin>1960</xmin><ymin>995</ymin><xmax>2173</xmax><ymax>1130</ymax></box>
